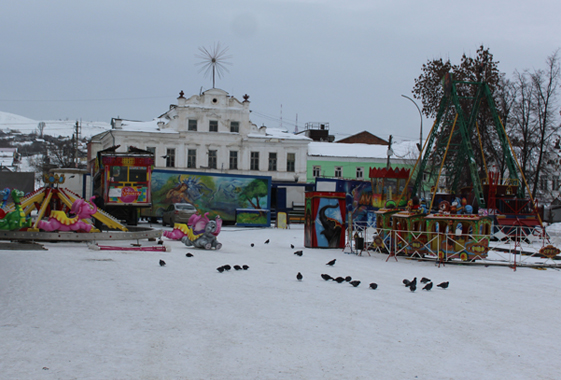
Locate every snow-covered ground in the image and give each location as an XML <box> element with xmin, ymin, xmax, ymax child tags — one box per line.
<box><xmin>1</xmin><ymin>224</ymin><xmax>560</xmax><ymax>380</ymax></box>
<box><xmin>0</xmin><ymin>111</ymin><xmax>110</xmax><ymax>138</ymax></box>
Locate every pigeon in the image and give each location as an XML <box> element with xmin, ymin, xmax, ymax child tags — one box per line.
<box><xmin>321</xmin><ymin>274</ymin><xmax>333</xmax><ymax>281</ymax></box>
<box><xmin>326</xmin><ymin>259</ymin><xmax>336</xmax><ymax>266</ymax></box>
<box><xmin>217</xmin><ymin>266</ymin><xmax>225</xmax><ymax>273</ymax></box>
<box><xmin>423</xmin><ymin>282</ymin><xmax>433</xmax><ymax>291</ymax></box>
<box><xmin>185</xmin><ymin>253</ymin><xmax>194</xmax><ymax>257</ymax></box>
<box><xmin>251</xmin><ymin>243</ymin><xmax>254</xmax><ymax>247</ymax></box>
<box><xmin>345</xmin><ymin>276</ymin><xmax>352</xmax><ymax>282</ymax></box>
<box><xmin>294</xmin><ymin>250</ymin><xmax>303</xmax><ymax>256</ymax></box>
<box><xmin>437</xmin><ymin>281</ymin><xmax>449</xmax><ymax>289</ymax></box>
<box><xmin>264</xmin><ymin>239</ymin><xmax>270</xmax><ymax>244</ymax></box>
<box><xmin>409</xmin><ymin>284</ymin><xmax>417</xmax><ymax>292</ymax></box>
<box><xmin>334</xmin><ymin>277</ymin><xmax>345</xmax><ymax>283</ymax></box>
<box><xmin>234</xmin><ymin>265</ymin><xmax>242</xmax><ymax>270</ymax></box>
<box><xmin>159</xmin><ymin>259</ymin><xmax>166</xmax><ymax>267</ymax></box>
<box><xmin>350</xmin><ymin>280</ymin><xmax>361</xmax><ymax>287</ymax></box>
<box><xmin>297</xmin><ymin>272</ymin><xmax>303</xmax><ymax>281</ymax></box>
<box><xmin>421</xmin><ymin>277</ymin><xmax>431</xmax><ymax>284</ymax></box>
<box><xmin>403</xmin><ymin>279</ymin><xmax>411</xmax><ymax>287</ymax></box>
<box><xmin>291</xmin><ymin>244</ymin><xmax>295</xmax><ymax>249</ymax></box>
<box><xmin>409</xmin><ymin>277</ymin><xmax>417</xmax><ymax>287</ymax></box>
<box><xmin>223</xmin><ymin>265</ymin><xmax>231</xmax><ymax>271</ymax></box>
<box><xmin>242</xmin><ymin>265</ymin><xmax>249</xmax><ymax>270</ymax></box>
<box><xmin>369</xmin><ymin>282</ymin><xmax>378</xmax><ymax>290</ymax></box>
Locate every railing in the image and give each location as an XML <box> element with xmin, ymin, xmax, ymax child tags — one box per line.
<box><xmin>349</xmin><ymin>223</ymin><xmax>559</xmax><ymax>269</ymax></box>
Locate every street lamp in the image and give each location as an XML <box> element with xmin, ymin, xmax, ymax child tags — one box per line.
<box><xmin>401</xmin><ymin>95</ymin><xmax>423</xmax><ymax>152</ymax></box>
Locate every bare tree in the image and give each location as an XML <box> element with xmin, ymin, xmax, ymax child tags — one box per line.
<box><xmin>509</xmin><ymin>69</ymin><xmax>537</xmax><ymax>193</ymax></box>
<box><xmin>529</xmin><ymin>50</ymin><xmax>560</xmax><ymax>199</ymax></box>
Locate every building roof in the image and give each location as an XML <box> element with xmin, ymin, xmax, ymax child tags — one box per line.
<box><xmin>336</xmin><ymin>131</ymin><xmax>388</xmax><ymax>145</ymax></box>
<box><xmin>308</xmin><ymin>140</ymin><xmax>420</xmax><ymax>159</ymax></box>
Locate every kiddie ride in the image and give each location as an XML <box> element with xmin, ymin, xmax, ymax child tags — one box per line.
<box><xmin>162</xmin><ymin>212</ymin><xmax>223</xmax><ymax>250</ymax></box>
<box><xmin>0</xmin><ymin>174</ymin><xmax>162</xmax><ymax>245</ymax></box>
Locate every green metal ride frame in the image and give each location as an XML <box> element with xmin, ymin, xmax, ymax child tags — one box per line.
<box><xmin>412</xmin><ymin>79</ymin><xmax>520</xmax><ymax>208</ymax></box>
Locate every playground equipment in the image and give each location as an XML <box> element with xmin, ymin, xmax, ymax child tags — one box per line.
<box><xmin>179</xmin><ymin>212</ymin><xmax>223</xmax><ymax>250</ymax></box>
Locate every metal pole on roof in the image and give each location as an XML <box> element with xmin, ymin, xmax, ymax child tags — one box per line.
<box><xmin>401</xmin><ymin>95</ymin><xmax>423</xmax><ymax>152</ymax></box>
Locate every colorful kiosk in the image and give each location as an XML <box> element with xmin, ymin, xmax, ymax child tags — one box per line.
<box><xmin>424</xmin><ymin>212</ymin><xmax>493</xmax><ymax>261</ymax></box>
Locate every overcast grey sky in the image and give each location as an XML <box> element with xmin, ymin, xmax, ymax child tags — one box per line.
<box><xmin>1</xmin><ymin>0</ymin><xmax>560</xmax><ymax>141</ymax></box>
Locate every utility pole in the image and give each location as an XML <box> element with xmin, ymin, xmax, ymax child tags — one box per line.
<box><xmin>74</xmin><ymin>120</ymin><xmax>79</xmax><ymax>168</ymax></box>
<box><xmin>386</xmin><ymin>135</ymin><xmax>393</xmax><ymax>169</ymax></box>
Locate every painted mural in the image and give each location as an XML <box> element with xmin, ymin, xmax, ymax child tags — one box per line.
<box><xmin>305</xmin><ymin>192</ymin><xmax>346</xmax><ymax>248</ymax></box>
<box><xmin>316</xmin><ymin>176</ymin><xmax>409</xmax><ymax>226</ymax></box>
<box><xmin>142</xmin><ymin>170</ymin><xmax>271</xmax><ymax>223</ymax></box>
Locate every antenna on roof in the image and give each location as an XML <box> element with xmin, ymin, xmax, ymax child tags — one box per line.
<box><xmin>280</xmin><ymin>104</ymin><xmax>283</xmax><ymax>130</ymax></box>
<box><xmin>195</xmin><ymin>42</ymin><xmax>232</xmax><ymax>88</ymax></box>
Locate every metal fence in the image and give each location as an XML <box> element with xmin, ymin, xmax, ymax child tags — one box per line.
<box><xmin>349</xmin><ymin>223</ymin><xmax>560</xmax><ymax>269</ymax></box>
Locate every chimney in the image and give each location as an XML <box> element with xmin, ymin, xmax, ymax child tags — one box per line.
<box><xmin>113</xmin><ymin>118</ymin><xmax>122</xmax><ymax>129</ymax></box>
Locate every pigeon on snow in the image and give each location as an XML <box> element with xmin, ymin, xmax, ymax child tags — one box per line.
<box><xmin>437</xmin><ymin>281</ymin><xmax>449</xmax><ymax>289</ymax></box>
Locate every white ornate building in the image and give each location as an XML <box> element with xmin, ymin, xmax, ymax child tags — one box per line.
<box><xmin>88</xmin><ymin>88</ymin><xmax>310</xmax><ymax>182</ymax></box>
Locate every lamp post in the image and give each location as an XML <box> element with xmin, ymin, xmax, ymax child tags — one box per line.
<box><xmin>401</xmin><ymin>95</ymin><xmax>423</xmax><ymax>152</ymax></box>
<box><xmin>402</xmin><ymin>94</ymin><xmax>424</xmax><ymax>198</ymax></box>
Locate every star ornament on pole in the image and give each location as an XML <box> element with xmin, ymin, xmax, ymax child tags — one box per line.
<box><xmin>195</xmin><ymin>42</ymin><xmax>233</xmax><ymax>88</ymax></box>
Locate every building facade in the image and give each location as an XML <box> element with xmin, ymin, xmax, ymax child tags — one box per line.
<box><xmin>88</xmin><ymin>89</ymin><xmax>310</xmax><ymax>183</ymax></box>
<box><xmin>306</xmin><ymin>140</ymin><xmax>418</xmax><ymax>183</ymax></box>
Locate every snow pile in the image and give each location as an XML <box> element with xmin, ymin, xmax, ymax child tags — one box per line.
<box><xmin>1</xmin><ymin>225</ymin><xmax>559</xmax><ymax>379</ymax></box>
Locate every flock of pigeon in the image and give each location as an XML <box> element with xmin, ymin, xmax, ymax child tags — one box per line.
<box><xmin>158</xmin><ymin>238</ymin><xmax>450</xmax><ymax>292</ymax></box>
<box><xmin>402</xmin><ymin>277</ymin><xmax>450</xmax><ymax>292</ymax></box>
<box><xmin>295</xmin><ymin>257</ymin><xmax>378</xmax><ymax>289</ymax></box>
<box><xmin>216</xmin><ymin>264</ymin><xmax>250</xmax><ymax>273</ymax></box>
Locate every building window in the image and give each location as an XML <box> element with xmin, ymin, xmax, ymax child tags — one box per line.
<box><xmin>230</xmin><ymin>121</ymin><xmax>239</xmax><ymax>133</ymax></box>
<box><xmin>334</xmin><ymin>166</ymin><xmax>342</xmax><ymax>178</ymax></box>
<box><xmin>287</xmin><ymin>153</ymin><xmax>295</xmax><ymax>172</ymax></box>
<box><xmin>209</xmin><ymin>120</ymin><xmax>218</xmax><ymax>132</ymax></box>
<box><xmin>188</xmin><ymin>119</ymin><xmax>197</xmax><ymax>131</ymax></box>
<box><xmin>356</xmin><ymin>167</ymin><xmax>364</xmax><ymax>179</ymax></box>
<box><xmin>250</xmin><ymin>152</ymin><xmax>259</xmax><ymax>170</ymax></box>
<box><xmin>268</xmin><ymin>152</ymin><xmax>277</xmax><ymax>171</ymax></box>
<box><xmin>229</xmin><ymin>151</ymin><xmax>238</xmax><ymax>170</ymax></box>
<box><xmin>146</xmin><ymin>146</ymin><xmax>156</xmax><ymax>155</ymax></box>
<box><xmin>208</xmin><ymin>150</ymin><xmax>217</xmax><ymax>169</ymax></box>
<box><xmin>313</xmin><ymin>165</ymin><xmax>321</xmax><ymax>177</ymax></box>
<box><xmin>187</xmin><ymin>149</ymin><xmax>196</xmax><ymax>169</ymax></box>
<box><xmin>166</xmin><ymin>148</ymin><xmax>175</xmax><ymax>168</ymax></box>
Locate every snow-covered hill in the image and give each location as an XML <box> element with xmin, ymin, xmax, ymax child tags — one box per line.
<box><xmin>0</xmin><ymin>111</ymin><xmax>111</xmax><ymax>139</ymax></box>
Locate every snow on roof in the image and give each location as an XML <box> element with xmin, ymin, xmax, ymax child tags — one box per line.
<box><xmin>308</xmin><ymin>139</ymin><xmax>421</xmax><ymax>159</ymax></box>
<box><xmin>117</xmin><ymin>119</ymin><xmax>178</xmax><ymax>134</ymax></box>
<box><xmin>248</xmin><ymin>127</ymin><xmax>311</xmax><ymax>141</ymax></box>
